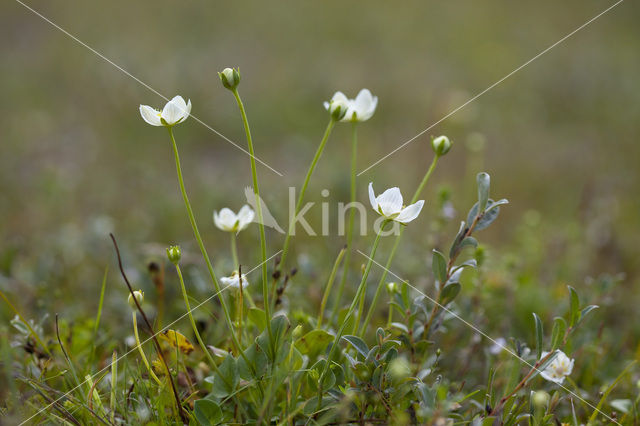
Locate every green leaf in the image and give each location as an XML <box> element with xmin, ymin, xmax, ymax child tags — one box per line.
<box><xmin>569</xmin><ymin>286</ymin><xmax>580</xmax><ymax>327</ymax></box>
<box><xmin>439</xmin><ymin>282</ymin><xmax>461</xmax><ymax>306</ymax></box>
<box><xmin>486</xmin><ymin>198</ymin><xmax>509</xmax><ymax>212</ymax></box>
<box><xmin>450</xmin><ymin>259</ymin><xmax>477</xmax><ymax>275</ymax></box>
<box><xmin>431</xmin><ymin>250</ymin><xmax>447</xmax><ymax>284</ymax></box>
<box><xmin>237</xmin><ymin>342</ymin><xmax>268</xmax><ymax>380</ymax></box>
<box><xmin>576</xmin><ymin>305</ymin><xmax>599</xmax><ymax>328</ymax></box>
<box><xmin>467</xmin><ymin>201</ymin><xmax>501</xmax><ymax>232</ymax></box>
<box><xmin>533</xmin><ymin>313</ymin><xmax>543</xmax><ymax>359</ymax></box>
<box><xmin>550</xmin><ymin>317</ymin><xmax>566</xmax><ymax>350</ymax></box>
<box><xmin>477</xmin><ymin>172</ymin><xmax>490</xmax><ymax>212</ymax></box>
<box><xmin>449</xmin><ymin>221</ymin><xmax>467</xmax><ymax>259</ymax></box>
<box><xmin>210</xmin><ymin>353</ymin><xmax>238</xmax><ymax>398</ymax></box>
<box><xmin>342</xmin><ymin>335</ymin><xmax>369</xmax><ymax>359</ymax></box>
<box><xmin>295</xmin><ymin>329</ymin><xmax>333</xmax><ymax>355</ymax></box>
<box><xmin>193</xmin><ymin>399</ymin><xmax>222</xmax><ymax>425</ymax></box>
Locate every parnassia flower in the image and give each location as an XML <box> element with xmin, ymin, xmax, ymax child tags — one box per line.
<box><xmin>213</xmin><ymin>205</ymin><xmax>254</xmax><ymax>233</ymax></box>
<box><xmin>323</xmin><ymin>89</ymin><xmax>378</xmax><ymax>122</ymax></box>
<box><xmin>220</xmin><ymin>271</ymin><xmax>249</xmax><ymax>289</ymax></box>
<box><xmin>368</xmin><ymin>183</ymin><xmax>424</xmax><ymax>224</ymax></box>
<box><xmin>540</xmin><ymin>350</ymin><xmax>574</xmax><ymax>384</ymax></box>
<box><xmin>140</xmin><ymin>95</ymin><xmax>192</xmax><ymax>127</ymax></box>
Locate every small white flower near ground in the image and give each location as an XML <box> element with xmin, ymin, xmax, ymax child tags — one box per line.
<box><xmin>368</xmin><ymin>183</ymin><xmax>424</xmax><ymax>224</ymax></box>
<box><xmin>220</xmin><ymin>271</ymin><xmax>249</xmax><ymax>289</ymax></box>
<box><xmin>139</xmin><ymin>95</ymin><xmax>192</xmax><ymax>127</ymax></box>
<box><xmin>323</xmin><ymin>89</ymin><xmax>378</xmax><ymax>122</ymax></box>
<box><xmin>540</xmin><ymin>350</ymin><xmax>574</xmax><ymax>384</ymax></box>
<box><xmin>213</xmin><ymin>205</ymin><xmax>255</xmax><ymax>233</ymax></box>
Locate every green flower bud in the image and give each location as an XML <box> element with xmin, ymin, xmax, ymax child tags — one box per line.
<box><xmin>386</xmin><ymin>282</ymin><xmax>398</xmax><ymax>294</ymax></box>
<box><xmin>328</xmin><ymin>99</ymin><xmax>348</xmax><ymax>121</ymax></box>
<box><xmin>166</xmin><ymin>245</ymin><xmax>182</xmax><ymax>265</ymax></box>
<box><xmin>431</xmin><ymin>135</ymin><xmax>452</xmax><ymax>156</ymax></box>
<box><xmin>532</xmin><ymin>390</ymin><xmax>550</xmax><ymax>408</ymax></box>
<box><xmin>219</xmin><ymin>67</ymin><xmax>240</xmax><ymax>90</ymax></box>
<box><xmin>128</xmin><ymin>290</ymin><xmax>144</xmax><ymax>310</ymax></box>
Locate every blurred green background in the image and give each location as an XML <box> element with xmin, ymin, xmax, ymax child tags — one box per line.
<box><xmin>1</xmin><ymin>0</ymin><xmax>639</xmax><ymax>386</ymax></box>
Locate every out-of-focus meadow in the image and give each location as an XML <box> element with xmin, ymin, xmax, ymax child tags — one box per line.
<box><xmin>1</xmin><ymin>0</ymin><xmax>640</xmax><ymax>420</ymax></box>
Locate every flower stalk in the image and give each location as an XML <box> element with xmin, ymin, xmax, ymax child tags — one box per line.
<box><xmin>167</xmin><ymin>127</ymin><xmax>245</xmax><ymax>357</ymax></box>
<box><xmin>229</xmin><ymin>87</ymin><xmax>274</xmax><ymax>356</ymax></box>
<box><xmin>279</xmin><ymin>118</ymin><xmax>336</xmax><ymax>272</ymax></box>
<box><xmin>131</xmin><ymin>312</ymin><xmax>162</xmax><ymax>386</ymax></box>
<box><xmin>332</xmin><ymin>122</ymin><xmax>359</xmax><ymax>324</ymax></box>
<box><xmin>316</xmin><ymin>220</ymin><xmax>390</xmax><ymax>409</ymax></box>
<box><xmin>359</xmin><ymin>153</ymin><xmax>441</xmax><ymax>337</ymax></box>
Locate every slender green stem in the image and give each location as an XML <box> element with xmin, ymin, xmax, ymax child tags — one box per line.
<box><xmin>279</xmin><ymin>118</ymin><xmax>336</xmax><ymax>271</ymax></box>
<box><xmin>109</xmin><ymin>350</ymin><xmax>117</xmax><ymax>424</ymax></box>
<box><xmin>332</xmin><ymin>122</ymin><xmax>358</xmax><ymax>324</ymax></box>
<box><xmin>230</xmin><ymin>233</ymin><xmax>255</xmax><ymax>308</ymax></box>
<box><xmin>316</xmin><ymin>220</ymin><xmax>389</xmax><ymax>409</ymax></box>
<box><xmin>131</xmin><ymin>313</ymin><xmax>161</xmax><ymax>386</ymax></box>
<box><xmin>359</xmin><ymin>155</ymin><xmax>440</xmax><ymax>337</ymax></box>
<box><xmin>230</xmin><ymin>232</ymin><xmax>239</xmax><ymax>270</ymax></box>
<box><xmin>174</xmin><ymin>264</ymin><xmax>226</xmax><ymax>376</ymax></box>
<box><xmin>230</xmin><ymin>89</ymin><xmax>274</xmax><ymax>355</ymax></box>
<box><xmin>167</xmin><ymin>127</ymin><xmax>244</xmax><ymax>358</ymax></box>
<box><xmin>237</xmin><ymin>274</ymin><xmax>244</xmax><ymax>347</ymax></box>
<box><xmin>317</xmin><ymin>246</ymin><xmax>347</xmax><ymax>328</ymax></box>
<box><xmin>387</xmin><ymin>295</ymin><xmax>394</xmax><ymax>328</ymax></box>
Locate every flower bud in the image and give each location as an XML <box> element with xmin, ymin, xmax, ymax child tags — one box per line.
<box><xmin>128</xmin><ymin>290</ymin><xmax>144</xmax><ymax>310</ymax></box>
<box><xmin>219</xmin><ymin>67</ymin><xmax>240</xmax><ymax>90</ymax></box>
<box><xmin>431</xmin><ymin>135</ymin><xmax>452</xmax><ymax>156</ymax></box>
<box><xmin>292</xmin><ymin>325</ymin><xmax>303</xmax><ymax>339</ymax></box>
<box><xmin>166</xmin><ymin>245</ymin><xmax>182</xmax><ymax>265</ymax></box>
<box><xmin>532</xmin><ymin>390</ymin><xmax>550</xmax><ymax>408</ymax></box>
<box><xmin>386</xmin><ymin>282</ymin><xmax>398</xmax><ymax>294</ymax></box>
<box><xmin>328</xmin><ymin>99</ymin><xmax>348</xmax><ymax>121</ymax></box>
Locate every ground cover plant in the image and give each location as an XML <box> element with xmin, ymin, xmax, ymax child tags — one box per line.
<box><xmin>1</xmin><ymin>69</ymin><xmax>638</xmax><ymax>426</ymax></box>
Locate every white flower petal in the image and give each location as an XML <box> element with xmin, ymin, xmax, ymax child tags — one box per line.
<box><xmin>331</xmin><ymin>91</ymin><xmax>349</xmax><ymax>103</ymax></box>
<box><xmin>139</xmin><ymin>105</ymin><xmax>163</xmax><ymax>126</ymax></box>
<box><xmin>162</xmin><ymin>96</ymin><xmax>189</xmax><ymax>125</ymax></box>
<box><xmin>368</xmin><ymin>182</ymin><xmax>378</xmax><ymax>211</ymax></box>
<box><xmin>376</xmin><ymin>187</ymin><xmax>403</xmax><ymax>217</ymax></box>
<box><xmin>181</xmin><ymin>99</ymin><xmax>192</xmax><ymax>123</ymax></box>
<box><xmin>395</xmin><ymin>200</ymin><xmax>425</xmax><ymax>224</ymax></box>
<box><xmin>236</xmin><ymin>205</ymin><xmax>255</xmax><ymax>231</ymax></box>
<box><xmin>352</xmin><ymin>89</ymin><xmax>373</xmax><ymax>120</ymax></box>
<box><xmin>214</xmin><ymin>208</ymin><xmax>237</xmax><ymax>231</ymax></box>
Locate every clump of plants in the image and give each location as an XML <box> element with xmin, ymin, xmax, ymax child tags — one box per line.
<box><xmin>3</xmin><ymin>68</ymin><xmax>633</xmax><ymax>425</ymax></box>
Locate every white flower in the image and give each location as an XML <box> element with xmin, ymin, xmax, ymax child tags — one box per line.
<box><xmin>220</xmin><ymin>271</ymin><xmax>249</xmax><ymax>289</ymax></box>
<box><xmin>213</xmin><ymin>205</ymin><xmax>254</xmax><ymax>233</ymax></box>
<box><xmin>139</xmin><ymin>95</ymin><xmax>192</xmax><ymax>127</ymax></box>
<box><xmin>368</xmin><ymin>183</ymin><xmax>424</xmax><ymax>224</ymax></box>
<box><xmin>323</xmin><ymin>89</ymin><xmax>378</xmax><ymax>122</ymax></box>
<box><xmin>489</xmin><ymin>337</ymin><xmax>507</xmax><ymax>355</ymax></box>
<box><xmin>540</xmin><ymin>350</ymin><xmax>574</xmax><ymax>385</ymax></box>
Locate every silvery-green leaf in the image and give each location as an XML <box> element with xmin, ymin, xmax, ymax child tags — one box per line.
<box><xmin>477</xmin><ymin>172</ymin><xmax>490</xmax><ymax>212</ymax></box>
<box><xmin>432</xmin><ymin>249</ymin><xmax>447</xmax><ymax>284</ymax></box>
<box><xmin>533</xmin><ymin>313</ymin><xmax>543</xmax><ymax>359</ymax></box>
